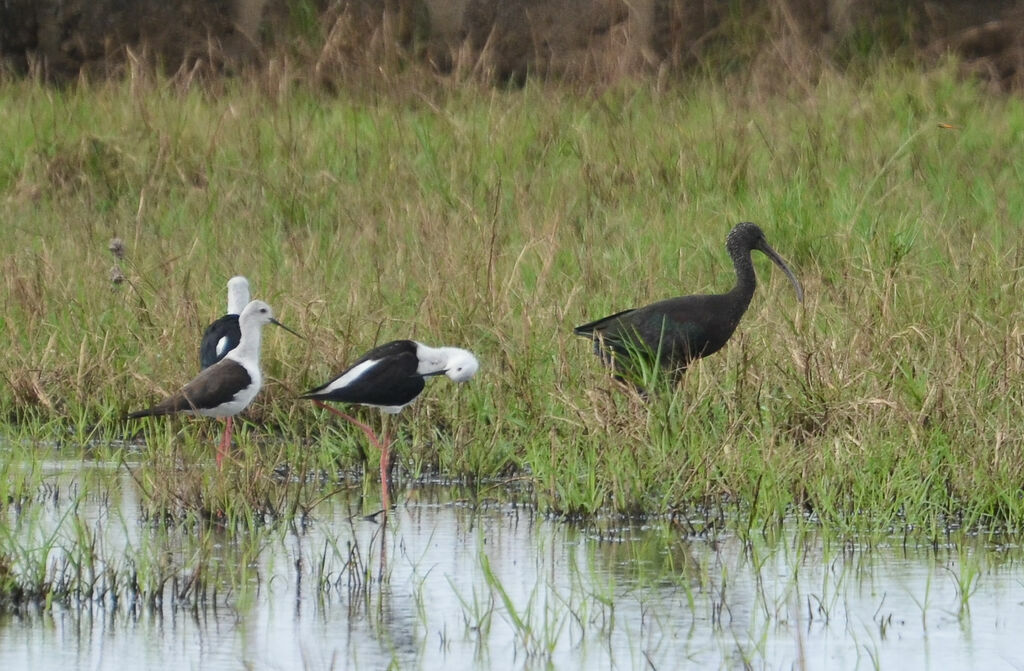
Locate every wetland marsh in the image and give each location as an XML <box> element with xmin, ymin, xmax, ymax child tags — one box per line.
<box><xmin>3</xmin><ymin>36</ymin><xmax>1024</xmax><ymax>668</ymax></box>
<box><xmin>3</xmin><ymin>454</ymin><xmax>1024</xmax><ymax>670</ymax></box>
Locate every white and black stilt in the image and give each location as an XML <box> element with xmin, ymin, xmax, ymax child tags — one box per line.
<box><xmin>129</xmin><ymin>299</ymin><xmax>299</xmax><ymax>467</ymax></box>
<box><xmin>301</xmin><ymin>339</ymin><xmax>479</xmax><ymax>508</ymax></box>
<box><xmin>199</xmin><ymin>276</ymin><xmax>251</xmax><ymax>370</ymax></box>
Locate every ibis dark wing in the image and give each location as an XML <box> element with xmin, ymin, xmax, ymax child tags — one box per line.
<box><xmin>576</xmin><ymin>294</ymin><xmax>740</xmax><ymax>371</ymax></box>
<box><xmin>573</xmin><ymin>308</ymin><xmax>638</xmax><ymax>337</ymax></box>
<box><xmin>199</xmin><ymin>314</ymin><xmax>241</xmax><ymax>369</ymax></box>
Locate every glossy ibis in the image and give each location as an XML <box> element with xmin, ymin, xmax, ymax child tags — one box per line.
<box><xmin>199</xmin><ymin>276</ymin><xmax>250</xmax><ymax>370</ymax></box>
<box><xmin>574</xmin><ymin>222</ymin><xmax>803</xmax><ymax>384</ymax></box>
<box><xmin>129</xmin><ymin>300</ymin><xmax>300</xmax><ymax>466</ymax></box>
<box><xmin>301</xmin><ymin>340</ymin><xmax>479</xmax><ymax>509</ymax></box>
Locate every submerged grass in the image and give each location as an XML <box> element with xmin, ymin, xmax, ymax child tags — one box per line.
<box><xmin>2</xmin><ymin>58</ymin><xmax>1024</xmax><ymax>529</ymax></box>
<box><xmin>5</xmin><ymin>476</ymin><xmax>1019</xmax><ymax>667</ymax></box>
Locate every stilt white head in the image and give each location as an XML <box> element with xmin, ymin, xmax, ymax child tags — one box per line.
<box><xmin>226</xmin><ymin>276</ymin><xmax>251</xmax><ymax>315</ymax></box>
<box><xmin>415</xmin><ymin>344</ymin><xmax>479</xmax><ymax>382</ymax></box>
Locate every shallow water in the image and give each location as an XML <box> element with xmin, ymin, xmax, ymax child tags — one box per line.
<box><xmin>2</xmin><ymin>458</ymin><xmax>1024</xmax><ymax>669</ymax></box>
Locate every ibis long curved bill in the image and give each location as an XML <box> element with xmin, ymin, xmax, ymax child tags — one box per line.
<box><xmin>754</xmin><ymin>238</ymin><xmax>804</xmax><ymax>303</ymax></box>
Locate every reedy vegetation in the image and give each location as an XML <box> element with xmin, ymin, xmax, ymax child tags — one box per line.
<box><xmin>1</xmin><ymin>58</ymin><xmax>1023</xmax><ymax>529</ymax></box>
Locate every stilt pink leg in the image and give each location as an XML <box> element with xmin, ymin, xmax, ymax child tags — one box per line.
<box><xmin>379</xmin><ymin>523</ymin><xmax>388</xmax><ymax>582</ymax></box>
<box><xmin>379</xmin><ymin>432</ymin><xmax>393</xmax><ymax>513</ymax></box>
<box><xmin>313</xmin><ymin>401</ymin><xmax>383</xmax><ymax>447</ymax></box>
<box><xmin>314</xmin><ymin>401</ymin><xmax>394</xmax><ymax>517</ymax></box>
<box><xmin>216</xmin><ymin>416</ymin><xmax>233</xmax><ymax>468</ymax></box>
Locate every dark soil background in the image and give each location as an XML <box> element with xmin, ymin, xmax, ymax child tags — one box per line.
<box><xmin>1</xmin><ymin>0</ymin><xmax>1022</xmax><ymax>88</ymax></box>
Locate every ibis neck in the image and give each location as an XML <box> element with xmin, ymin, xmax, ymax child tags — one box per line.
<box><xmin>729</xmin><ymin>250</ymin><xmax>757</xmax><ymax>313</ymax></box>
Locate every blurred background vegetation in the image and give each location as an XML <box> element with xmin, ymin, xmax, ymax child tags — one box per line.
<box><xmin>1</xmin><ymin>1</ymin><xmax>1022</xmax><ymax>90</ymax></box>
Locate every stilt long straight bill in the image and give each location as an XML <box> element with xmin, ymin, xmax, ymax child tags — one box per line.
<box><xmin>270</xmin><ymin>318</ymin><xmax>303</xmax><ymax>338</ymax></box>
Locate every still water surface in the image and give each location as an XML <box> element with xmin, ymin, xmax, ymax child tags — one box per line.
<box><xmin>2</xmin><ymin>458</ymin><xmax>1024</xmax><ymax>670</ymax></box>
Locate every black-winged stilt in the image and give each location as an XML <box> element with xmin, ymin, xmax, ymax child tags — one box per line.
<box><xmin>301</xmin><ymin>339</ymin><xmax>479</xmax><ymax>508</ymax></box>
<box><xmin>199</xmin><ymin>275</ymin><xmax>251</xmax><ymax>370</ymax></box>
<box><xmin>129</xmin><ymin>299</ymin><xmax>299</xmax><ymax>466</ymax></box>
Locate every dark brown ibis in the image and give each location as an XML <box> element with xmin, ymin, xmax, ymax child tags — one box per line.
<box><xmin>573</xmin><ymin>222</ymin><xmax>803</xmax><ymax>384</ymax></box>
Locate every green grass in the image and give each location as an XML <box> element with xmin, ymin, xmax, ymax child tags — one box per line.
<box><xmin>2</xmin><ymin>58</ymin><xmax>1024</xmax><ymax>529</ymax></box>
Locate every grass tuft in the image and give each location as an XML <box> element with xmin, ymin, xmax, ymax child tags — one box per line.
<box><xmin>2</xmin><ymin>58</ymin><xmax>1024</xmax><ymax>530</ymax></box>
